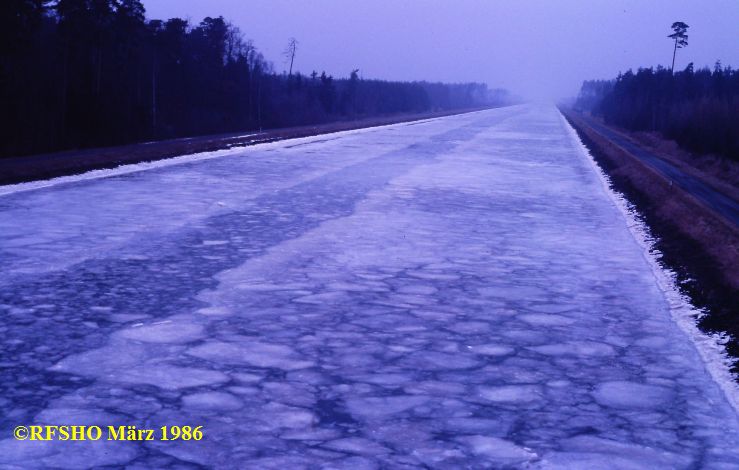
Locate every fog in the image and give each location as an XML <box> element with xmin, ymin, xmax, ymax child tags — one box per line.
<box><xmin>144</xmin><ymin>0</ymin><xmax>739</xmax><ymax>101</ymax></box>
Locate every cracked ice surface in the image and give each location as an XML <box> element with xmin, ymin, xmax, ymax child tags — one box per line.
<box><xmin>1</xmin><ymin>104</ymin><xmax>738</xmax><ymax>468</ymax></box>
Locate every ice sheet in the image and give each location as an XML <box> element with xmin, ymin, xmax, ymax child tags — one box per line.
<box><xmin>0</xmin><ymin>104</ymin><xmax>737</xmax><ymax>468</ymax></box>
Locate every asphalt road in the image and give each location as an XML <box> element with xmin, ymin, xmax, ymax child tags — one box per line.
<box><xmin>0</xmin><ymin>104</ymin><xmax>737</xmax><ymax>468</ymax></box>
<box><xmin>579</xmin><ymin>116</ymin><xmax>739</xmax><ymax>227</ymax></box>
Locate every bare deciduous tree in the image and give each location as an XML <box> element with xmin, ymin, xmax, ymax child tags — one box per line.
<box><xmin>283</xmin><ymin>37</ymin><xmax>298</xmax><ymax>76</ymax></box>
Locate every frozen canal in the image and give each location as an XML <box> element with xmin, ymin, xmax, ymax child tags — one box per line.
<box><xmin>0</xmin><ymin>104</ymin><xmax>738</xmax><ymax>468</ymax></box>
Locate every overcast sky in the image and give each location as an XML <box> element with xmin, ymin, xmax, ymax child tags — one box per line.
<box><xmin>144</xmin><ymin>0</ymin><xmax>739</xmax><ymax>100</ymax></box>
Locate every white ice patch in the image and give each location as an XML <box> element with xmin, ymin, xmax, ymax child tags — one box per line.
<box><xmin>116</xmin><ymin>365</ymin><xmax>230</xmax><ymax>390</ymax></box>
<box><xmin>108</xmin><ymin>313</ymin><xmax>150</xmax><ymax>323</ymax></box>
<box><xmin>467</xmin><ymin>344</ymin><xmax>515</xmax><ymax>356</ymax></box>
<box><xmin>323</xmin><ymin>437</ymin><xmax>390</xmax><ymax>456</ymax></box>
<box><xmin>259</xmin><ymin>402</ymin><xmax>316</xmax><ymax>429</ymax></box>
<box><xmin>201</xmin><ymin>240</ymin><xmax>228</xmax><ymax>246</ymax></box>
<box><xmin>182</xmin><ymin>392</ymin><xmax>243</xmax><ymax>411</ymax></box>
<box><xmin>457</xmin><ymin>436</ymin><xmax>535</xmax><ymax>463</ymax></box>
<box><xmin>405</xmin><ymin>351</ymin><xmax>481</xmax><ymax>370</ymax></box>
<box><xmin>293</xmin><ymin>291</ymin><xmax>347</xmax><ymax>304</ymax></box>
<box><xmin>233</xmin><ymin>372</ymin><xmax>264</xmax><ymax>383</ymax></box>
<box><xmin>635</xmin><ymin>336</ymin><xmax>670</xmax><ymax>348</ymax></box>
<box><xmin>444</xmin><ymin>417</ymin><xmax>510</xmax><ymax>434</ymax></box>
<box><xmin>404</xmin><ymin>380</ymin><xmax>467</xmax><ymax>396</ymax></box>
<box><xmin>116</xmin><ymin>319</ymin><xmax>205</xmax><ymax>344</ymax></box>
<box><xmin>529</xmin><ymin>341</ymin><xmax>615</xmax><ymax>357</ymax></box>
<box><xmin>50</xmin><ymin>345</ymin><xmax>150</xmax><ymax>376</ymax></box>
<box><xmin>592</xmin><ymin>381</ymin><xmax>673</xmax><ymax>409</ymax></box>
<box><xmin>396</xmin><ymin>285</ymin><xmax>437</xmax><ymax>295</ymax></box>
<box><xmin>406</xmin><ymin>270</ymin><xmax>460</xmax><ymax>281</ymax></box>
<box><xmin>541</xmin><ymin>435</ymin><xmax>690</xmax><ymax>469</ymax></box>
<box><xmin>187</xmin><ymin>340</ymin><xmax>314</xmax><ymax>370</ymax></box>
<box><xmin>196</xmin><ymin>306</ymin><xmax>233</xmax><ymax>317</ymax></box>
<box><xmin>518</xmin><ymin>313</ymin><xmax>575</xmax><ymax>326</ymax></box>
<box><xmin>478</xmin><ymin>385</ymin><xmax>541</xmax><ymax>403</ymax></box>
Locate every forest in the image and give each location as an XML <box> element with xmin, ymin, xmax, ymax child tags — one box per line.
<box><xmin>0</xmin><ymin>1</ymin><xmax>506</xmax><ymax>158</ymax></box>
<box><xmin>575</xmin><ymin>64</ymin><xmax>739</xmax><ymax>161</ymax></box>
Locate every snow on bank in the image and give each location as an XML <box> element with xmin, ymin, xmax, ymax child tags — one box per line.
<box><xmin>0</xmin><ymin>112</ymin><xmax>487</xmax><ymax>197</ymax></box>
<box><xmin>559</xmin><ymin>110</ymin><xmax>739</xmax><ymax>416</ymax></box>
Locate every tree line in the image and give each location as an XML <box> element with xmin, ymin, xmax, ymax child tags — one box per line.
<box><xmin>1</xmin><ymin>1</ymin><xmax>508</xmax><ymax>158</ymax></box>
<box><xmin>575</xmin><ymin>63</ymin><xmax>739</xmax><ymax>161</ymax></box>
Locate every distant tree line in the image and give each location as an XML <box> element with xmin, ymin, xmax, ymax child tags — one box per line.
<box><xmin>0</xmin><ymin>0</ymin><xmax>509</xmax><ymax>158</ymax></box>
<box><xmin>575</xmin><ymin>64</ymin><xmax>739</xmax><ymax>161</ymax></box>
